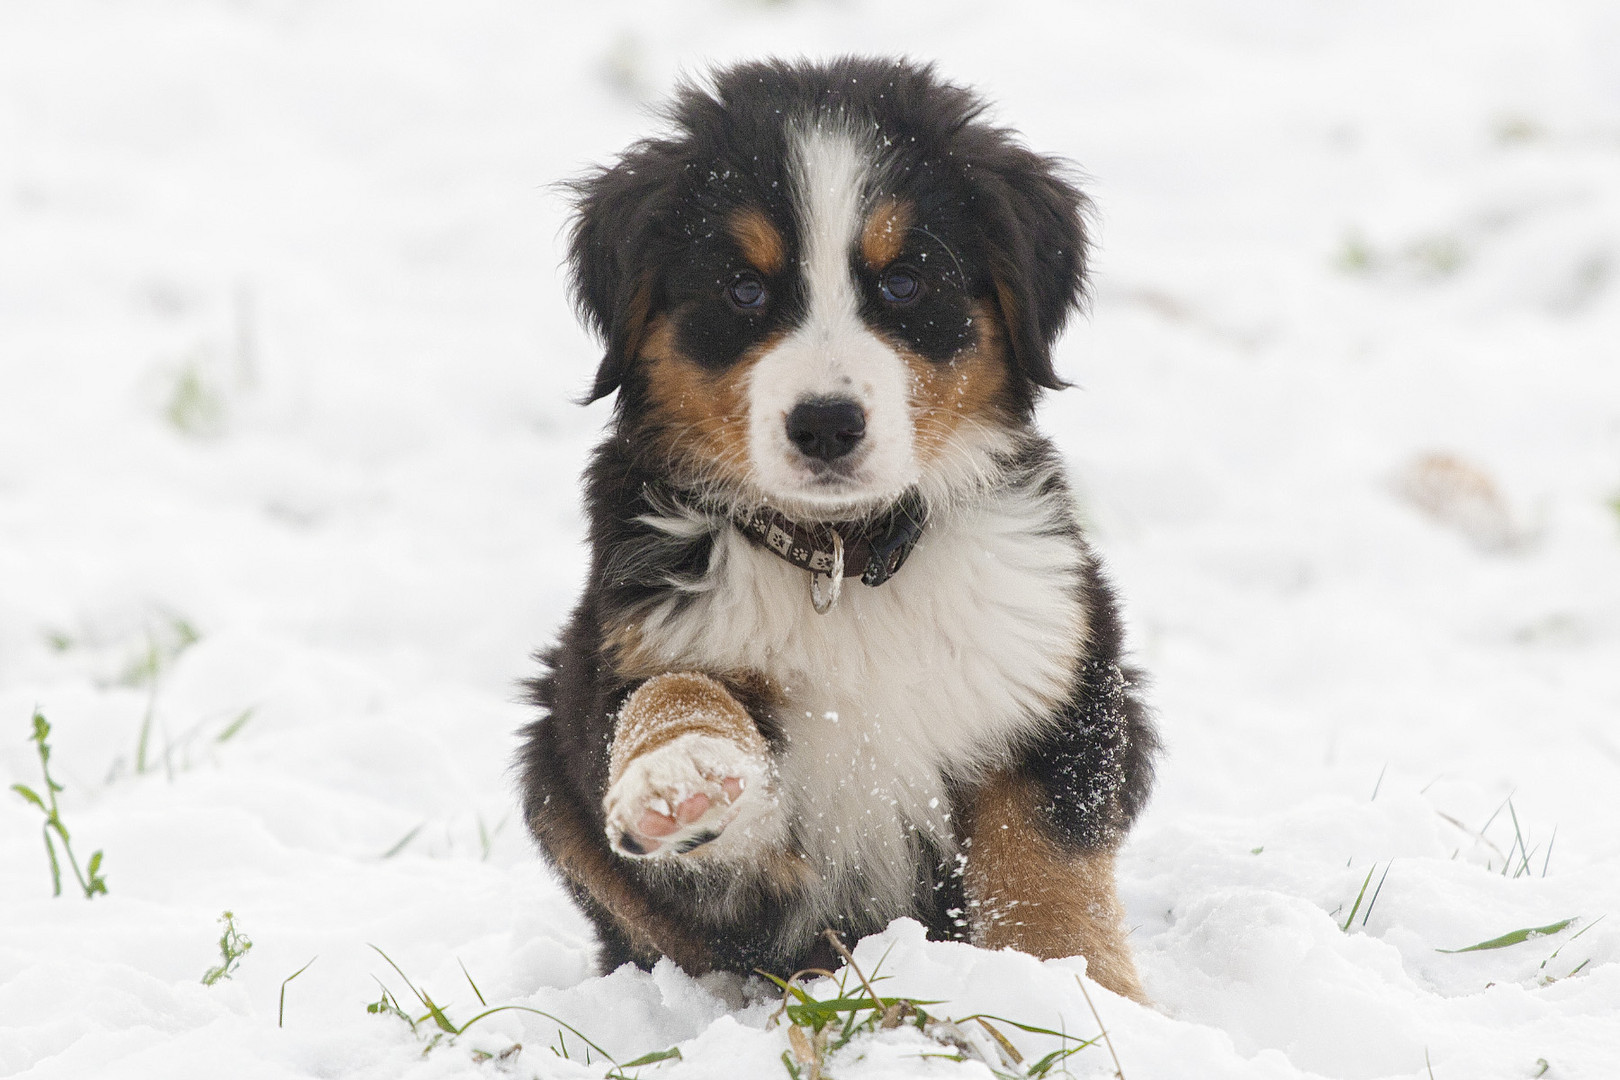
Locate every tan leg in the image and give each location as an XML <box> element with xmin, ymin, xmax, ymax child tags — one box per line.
<box><xmin>604</xmin><ymin>672</ymin><xmax>776</xmax><ymax>859</ymax></box>
<box><xmin>964</xmin><ymin>772</ymin><xmax>1146</xmax><ymax>1003</ymax></box>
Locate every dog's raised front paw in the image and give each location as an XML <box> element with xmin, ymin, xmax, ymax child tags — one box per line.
<box><xmin>603</xmin><ymin>732</ymin><xmax>772</xmax><ymax>859</ymax></box>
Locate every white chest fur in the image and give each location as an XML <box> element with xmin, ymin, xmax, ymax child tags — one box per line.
<box><xmin>635</xmin><ymin>477</ymin><xmax>1089</xmax><ymax>914</ymax></box>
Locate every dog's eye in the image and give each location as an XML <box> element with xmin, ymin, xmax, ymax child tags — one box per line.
<box><xmin>726</xmin><ymin>275</ymin><xmax>767</xmax><ymax>310</ymax></box>
<box><xmin>879</xmin><ymin>267</ymin><xmax>922</xmax><ymax>304</ymax></box>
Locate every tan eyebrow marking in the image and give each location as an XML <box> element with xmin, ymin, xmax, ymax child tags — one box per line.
<box><xmin>860</xmin><ymin>197</ymin><xmax>913</xmax><ymax>270</ymax></box>
<box><xmin>728</xmin><ymin>207</ymin><xmax>785</xmax><ymax>275</ymax></box>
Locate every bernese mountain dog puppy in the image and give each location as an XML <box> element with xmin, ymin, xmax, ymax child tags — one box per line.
<box><xmin>518</xmin><ymin>56</ymin><xmax>1158</xmax><ymax>1002</ymax></box>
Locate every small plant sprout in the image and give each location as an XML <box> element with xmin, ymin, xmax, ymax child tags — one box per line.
<box><xmin>163</xmin><ymin>349</ymin><xmax>229</xmax><ymax>437</ymax></box>
<box><xmin>1336</xmin><ymin>229</ymin><xmax>1377</xmax><ymax>274</ymax></box>
<box><xmin>202</xmin><ymin>911</ymin><xmax>254</xmax><ymax>985</ymax></box>
<box><xmin>11</xmin><ymin>710</ymin><xmax>109</xmax><ymax>899</ymax></box>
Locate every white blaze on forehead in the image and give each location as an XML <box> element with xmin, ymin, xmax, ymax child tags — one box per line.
<box><xmin>791</xmin><ymin>124</ymin><xmax>869</xmax><ymax>328</ymax></box>
<box><xmin>741</xmin><ymin>122</ymin><xmax>919</xmax><ymax>511</ymax></box>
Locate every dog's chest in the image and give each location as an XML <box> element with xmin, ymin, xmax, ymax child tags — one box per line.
<box><xmin>639</xmin><ymin>487</ymin><xmax>1088</xmax><ymax>889</ymax></box>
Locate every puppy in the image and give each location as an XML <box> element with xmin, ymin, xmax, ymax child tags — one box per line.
<box><xmin>518</xmin><ymin>57</ymin><xmax>1158</xmax><ymax>1002</ymax></box>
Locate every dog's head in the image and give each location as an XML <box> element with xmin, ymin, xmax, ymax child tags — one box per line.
<box><xmin>567</xmin><ymin>57</ymin><xmax>1089</xmax><ymax>518</ymax></box>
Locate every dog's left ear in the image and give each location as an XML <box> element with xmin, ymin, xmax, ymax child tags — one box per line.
<box><xmin>973</xmin><ymin>147</ymin><xmax>1090</xmax><ymax>394</ymax></box>
<box><xmin>566</xmin><ymin>148</ymin><xmax>675</xmax><ymax>404</ymax></box>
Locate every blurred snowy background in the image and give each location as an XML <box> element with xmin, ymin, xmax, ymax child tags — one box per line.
<box><xmin>2</xmin><ymin>2</ymin><xmax>1618</xmax><ymax>1077</ymax></box>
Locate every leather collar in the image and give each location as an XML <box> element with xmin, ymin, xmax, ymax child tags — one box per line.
<box><xmin>732</xmin><ymin>492</ymin><xmax>928</xmax><ymax>588</ymax></box>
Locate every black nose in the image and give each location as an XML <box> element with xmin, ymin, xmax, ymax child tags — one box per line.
<box><xmin>785</xmin><ymin>398</ymin><xmax>866</xmax><ymax>463</ymax></box>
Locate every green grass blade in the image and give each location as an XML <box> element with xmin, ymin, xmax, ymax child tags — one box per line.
<box><xmin>215</xmin><ymin>708</ymin><xmax>254</xmax><ymax>743</ymax></box>
<box><xmin>368</xmin><ymin>944</ymin><xmax>434</xmax><ymax>1014</ymax></box>
<box><xmin>951</xmin><ymin>1013</ymin><xmax>1100</xmax><ymax>1044</ymax></box>
<box><xmin>379</xmin><ymin>824</ymin><xmax>423</xmax><ymax>859</ymax></box>
<box><xmin>1362</xmin><ymin>861</ymin><xmax>1392</xmax><ymax>928</ymax></box>
<box><xmin>417</xmin><ymin>990</ymin><xmax>457</xmax><ymax>1034</ymax></box>
<box><xmin>278</xmin><ymin>956</ymin><xmax>318</xmax><ymax>1028</ymax></box>
<box><xmin>451</xmin><ymin>1004</ymin><xmax>616</xmax><ymax>1061</ymax></box>
<box><xmin>1438</xmin><ymin>917</ymin><xmax>1577</xmax><ymax>953</ymax></box>
<box><xmin>42</xmin><ymin>825</ymin><xmax>63</xmax><ymax>897</ymax></box>
<box><xmin>1340</xmin><ymin>865</ymin><xmax>1376</xmax><ymax>932</ymax></box>
<box><xmin>458</xmin><ymin>958</ymin><xmax>487</xmax><ymax>1006</ymax></box>
<box><xmin>619</xmin><ymin>1047</ymin><xmax>682</xmax><ymax>1067</ymax></box>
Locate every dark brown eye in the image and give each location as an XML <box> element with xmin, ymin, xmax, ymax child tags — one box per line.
<box><xmin>879</xmin><ymin>267</ymin><xmax>921</xmax><ymax>304</ymax></box>
<box><xmin>726</xmin><ymin>275</ymin><xmax>767</xmax><ymax>310</ymax></box>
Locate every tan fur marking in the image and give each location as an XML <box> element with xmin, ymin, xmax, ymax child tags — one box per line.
<box><xmin>601</xmin><ymin>616</ymin><xmax>648</xmax><ymax>675</ymax></box>
<box><xmin>620</xmin><ymin>277</ymin><xmax>655</xmax><ymax>363</ymax></box>
<box><xmin>902</xmin><ymin>301</ymin><xmax>1013</xmax><ymax>465</ymax></box>
<box><xmin>729</xmin><ymin>207</ymin><xmax>786</xmax><ymax>275</ymax></box>
<box><xmin>861</xmin><ymin>197</ymin><xmax>912</xmax><ymax>270</ymax></box>
<box><xmin>993</xmin><ymin>280</ymin><xmax>1022</xmax><ymax>364</ymax></box>
<box><xmin>609</xmin><ymin>672</ymin><xmax>767</xmax><ymax>786</ymax></box>
<box><xmin>965</xmin><ymin>772</ymin><xmax>1146</xmax><ymax>1003</ymax></box>
<box><xmin>641</xmin><ymin>317</ymin><xmax>776</xmax><ymax>488</ymax></box>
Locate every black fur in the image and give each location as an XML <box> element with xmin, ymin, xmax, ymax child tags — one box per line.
<box><xmin>519</xmin><ymin>57</ymin><xmax>1154</xmax><ymax>979</ymax></box>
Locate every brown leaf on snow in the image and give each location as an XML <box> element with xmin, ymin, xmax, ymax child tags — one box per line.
<box><xmin>1392</xmin><ymin>452</ymin><xmax>1534</xmax><ymax>553</ymax></box>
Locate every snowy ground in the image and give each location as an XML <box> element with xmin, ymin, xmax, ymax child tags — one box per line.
<box><xmin>3</xmin><ymin>2</ymin><xmax>1619</xmax><ymax>1077</ymax></box>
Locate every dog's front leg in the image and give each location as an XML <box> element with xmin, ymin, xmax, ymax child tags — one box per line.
<box><xmin>964</xmin><ymin>772</ymin><xmax>1147</xmax><ymax>1003</ymax></box>
<box><xmin>603</xmin><ymin>672</ymin><xmax>777</xmax><ymax>859</ymax></box>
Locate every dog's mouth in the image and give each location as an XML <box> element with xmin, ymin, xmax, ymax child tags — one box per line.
<box><xmin>759</xmin><ymin>455</ymin><xmax>916</xmax><ymax>519</ymax></box>
<box><xmin>801</xmin><ymin>455</ymin><xmax>863</xmax><ymax>484</ymax></box>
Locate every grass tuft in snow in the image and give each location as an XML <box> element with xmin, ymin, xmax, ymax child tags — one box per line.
<box><xmin>10</xmin><ymin>710</ymin><xmax>109</xmax><ymax>899</ymax></box>
<box><xmin>365</xmin><ymin>945</ymin><xmax>672</xmax><ymax>1072</ymax></box>
<box><xmin>1494</xmin><ymin>797</ymin><xmax>1555</xmax><ymax>878</ymax></box>
<box><xmin>1334</xmin><ymin>229</ymin><xmax>1471</xmax><ymax>280</ymax></box>
<box><xmin>126</xmin><ymin>615</ymin><xmax>202</xmax><ymax>779</ymax></box>
<box><xmin>1537</xmin><ymin>915</ymin><xmax>1605</xmax><ymax>984</ymax></box>
<box><xmin>120</xmin><ymin>616</ymin><xmax>201</xmax><ymax>690</ymax></box>
<box><xmin>201</xmin><ymin>911</ymin><xmax>254</xmax><ymax>985</ymax></box>
<box><xmin>1338</xmin><ymin>861</ymin><xmax>1393</xmax><ymax>933</ymax></box>
<box><xmin>477</xmin><ymin>813</ymin><xmax>509</xmax><ymax>861</ymax></box>
<box><xmin>765</xmin><ymin>930</ymin><xmax>1101</xmax><ymax>1080</ymax></box>
<box><xmin>1437</xmin><ymin>793</ymin><xmax>1559</xmax><ymax>877</ymax></box>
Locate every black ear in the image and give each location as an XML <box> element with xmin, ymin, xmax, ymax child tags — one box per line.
<box><xmin>565</xmin><ymin>143</ymin><xmax>678</xmax><ymax>404</ymax></box>
<box><xmin>973</xmin><ymin>147</ymin><xmax>1090</xmax><ymax>394</ymax></box>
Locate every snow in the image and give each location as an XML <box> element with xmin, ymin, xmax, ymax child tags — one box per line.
<box><xmin>3</xmin><ymin>1</ymin><xmax>1618</xmax><ymax>1077</ymax></box>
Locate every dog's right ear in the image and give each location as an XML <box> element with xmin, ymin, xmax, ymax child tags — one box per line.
<box><xmin>566</xmin><ymin>145</ymin><xmax>676</xmax><ymax>404</ymax></box>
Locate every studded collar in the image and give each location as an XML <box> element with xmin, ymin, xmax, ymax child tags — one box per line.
<box><xmin>731</xmin><ymin>492</ymin><xmax>928</xmax><ymax>590</ymax></box>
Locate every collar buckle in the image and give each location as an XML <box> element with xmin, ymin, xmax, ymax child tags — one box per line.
<box><xmin>859</xmin><ymin>499</ymin><xmax>927</xmax><ymax>587</ymax></box>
